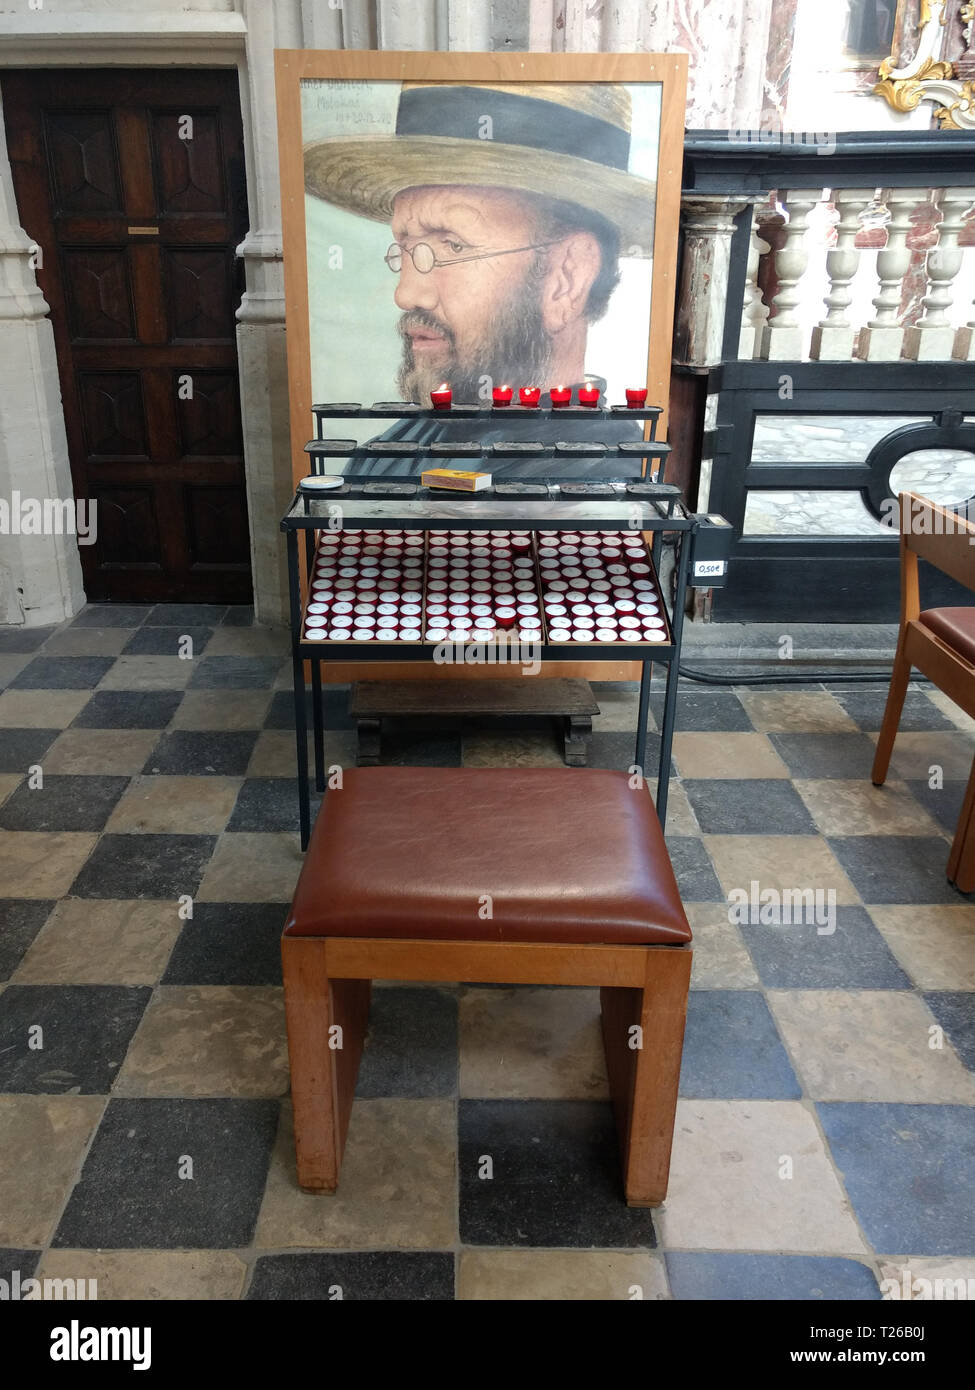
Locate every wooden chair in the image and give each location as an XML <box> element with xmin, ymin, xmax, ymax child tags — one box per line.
<box><xmin>872</xmin><ymin>490</ymin><xmax>975</xmax><ymax>891</ymax></box>
<box><xmin>281</xmin><ymin>766</ymin><xmax>692</xmax><ymax>1207</ymax></box>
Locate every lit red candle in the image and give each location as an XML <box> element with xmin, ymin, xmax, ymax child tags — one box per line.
<box><xmin>493</xmin><ymin>384</ymin><xmax>513</xmax><ymax>407</ymax></box>
<box><xmin>519</xmin><ymin>386</ymin><xmax>541</xmax><ymax>408</ymax></box>
<box><xmin>431</xmin><ymin>382</ymin><xmax>452</xmax><ymax>410</ymax></box>
<box><xmin>550</xmin><ymin>385</ymin><xmax>572</xmax><ymax>408</ymax></box>
<box><xmin>578</xmin><ymin>382</ymin><xmax>600</xmax><ymax>407</ymax></box>
<box><xmin>625</xmin><ymin>387</ymin><xmax>649</xmax><ymax>408</ymax></box>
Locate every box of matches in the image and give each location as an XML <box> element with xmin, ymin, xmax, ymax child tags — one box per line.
<box><xmin>421</xmin><ymin>468</ymin><xmax>493</xmax><ymax>492</ymax></box>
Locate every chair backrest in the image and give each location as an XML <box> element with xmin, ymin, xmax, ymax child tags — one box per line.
<box><xmin>899</xmin><ymin>491</ymin><xmax>975</xmax><ymax>596</ymax></box>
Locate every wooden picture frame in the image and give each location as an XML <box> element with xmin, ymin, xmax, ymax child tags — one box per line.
<box><xmin>274</xmin><ymin>49</ymin><xmax>687</xmax><ymax>681</ymax></box>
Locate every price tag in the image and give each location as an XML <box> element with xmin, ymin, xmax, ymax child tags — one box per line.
<box><xmin>693</xmin><ymin>560</ymin><xmax>727</xmax><ymax>579</ymax></box>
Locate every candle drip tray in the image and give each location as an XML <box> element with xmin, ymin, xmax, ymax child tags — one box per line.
<box><xmin>490</xmin><ymin>441</ymin><xmax>547</xmax><ymax>456</ymax></box>
<box><xmin>359</xmin><ymin>482</ymin><xmax>418</xmax><ymax>496</ymax></box>
<box><xmin>557</xmin><ymin>483</ymin><xmax>617</xmax><ymax>497</ymax></box>
<box><xmin>305</xmin><ymin>439</ymin><xmax>357</xmax><ymax>455</ymax></box>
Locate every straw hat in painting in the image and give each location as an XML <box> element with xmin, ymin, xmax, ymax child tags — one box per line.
<box><xmin>303</xmin><ymin>81</ymin><xmax>655</xmax><ymax>255</ymax></box>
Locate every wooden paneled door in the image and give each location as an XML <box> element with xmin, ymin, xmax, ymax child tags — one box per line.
<box><xmin>2</xmin><ymin>69</ymin><xmax>252</xmax><ymax>603</ymax></box>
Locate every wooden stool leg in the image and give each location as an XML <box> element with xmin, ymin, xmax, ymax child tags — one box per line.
<box><xmin>281</xmin><ymin>936</ymin><xmax>371</xmax><ymax>1192</ymax></box>
<box><xmin>948</xmin><ymin>753</ymin><xmax>975</xmax><ymax>890</ymax></box>
<box><xmin>600</xmin><ymin>946</ymin><xmax>691</xmax><ymax>1207</ymax></box>
<box><xmin>872</xmin><ymin>646</ymin><xmax>911</xmax><ymax>786</ymax></box>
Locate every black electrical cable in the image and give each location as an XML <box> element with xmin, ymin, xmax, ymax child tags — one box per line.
<box><xmin>676</xmin><ymin>662</ymin><xmax>909</xmax><ymax>687</ymax></box>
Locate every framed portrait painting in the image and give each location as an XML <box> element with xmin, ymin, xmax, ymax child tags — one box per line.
<box><xmin>276</xmin><ymin>49</ymin><xmax>687</xmax><ymax>479</ymax></box>
<box><xmin>275</xmin><ymin>49</ymin><xmax>686</xmax><ymax>680</ymax></box>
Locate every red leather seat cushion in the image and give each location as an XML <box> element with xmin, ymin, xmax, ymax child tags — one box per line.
<box><xmin>918</xmin><ymin>607</ymin><xmax>975</xmax><ymax>665</ymax></box>
<box><xmin>284</xmin><ymin>767</ymin><xmax>691</xmax><ymax>946</ymax></box>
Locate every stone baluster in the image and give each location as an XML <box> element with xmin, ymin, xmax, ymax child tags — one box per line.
<box><xmin>857</xmin><ymin>189</ymin><xmax>919</xmax><ymax>361</ymax></box>
<box><xmin>760</xmin><ymin>192</ymin><xmax>819</xmax><ymax>361</ymax></box>
<box><xmin>904</xmin><ymin>188</ymin><xmax>975</xmax><ymax>361</ymax></box>
<box><xmin>739</xmin><ymin>210</ymin><xmax>771</xmax><ymax>359</ymax></box>
<box><xmin>810</xmin><ymin>188</ymin><xmax>871</xmax><ymax>361</ymax></box>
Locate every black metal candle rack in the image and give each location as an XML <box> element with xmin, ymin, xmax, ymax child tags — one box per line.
<box><xmin>281</xmin><ymin>401</ymin><xmax>725</xmax><ymax>850</ymax></box>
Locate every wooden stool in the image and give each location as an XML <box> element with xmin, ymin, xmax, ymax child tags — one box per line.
<box><xmin>282</xmin><ymin>767</ymin><xmax>692</xmax><ymax>1207</ymax></box>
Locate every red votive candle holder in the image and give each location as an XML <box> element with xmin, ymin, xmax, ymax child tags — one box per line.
<box><xmin>519</xmin><ymin>386</ymin><xmax>542</xmax><ymax>408</ymax></box>
<box><xmin>431</xmin><ymin>383</ymin><xmax>452</xmax><ymax>410</ymax></box>
<box><xmin>625</xmin><ymin>387</ymin><xmax>649</xmax><ymax>408</ymax></box>
<box><xmin>578</xmin><ymin>383</ymin><xmax>600</xmax><ymax>408</ymax></box>
<box><xmin>493</xmin><ymin>384</ymin><xmax>513</xmax><ymax>407</ymax></box>
<box><xmin>550</xmin><ymin>385</ymin><xmax>572</xmax><ymax>408</ymax></box>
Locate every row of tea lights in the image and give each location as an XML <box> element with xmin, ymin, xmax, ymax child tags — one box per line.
<box><xmin>305</xmin><ymin>528</ymin><xmax>427</xmax><ymax>642</ymax></box>
<box><xmin>302</xmin><ymin>527</ymin><xmax>667</xmax><ymax>645</ymax></box>
<box><xmin>539</xmin><ymin>530</ymin><xmax>668</xmax><ymax>644</ymax></box>
<box><xmin>430</xmin><ymin>384</ymin><xmax>649</xmax><ymax>410</ymax></box>
<box><xmin>424</xmin><ymin>529</ymin><xmax>540</xmax><ymax>643</ymax></box>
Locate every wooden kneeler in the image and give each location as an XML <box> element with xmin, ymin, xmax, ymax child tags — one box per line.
<box><xmin>281</xmin><ymin>766</ymin><xmax>693</xmax><ymax>1207</ymax></box>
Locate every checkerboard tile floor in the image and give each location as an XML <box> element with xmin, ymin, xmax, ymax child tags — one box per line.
<box><xmin>2</xmin><ymin>603</ymin><xmax>975</xmax><ymax>1301</ymax></box>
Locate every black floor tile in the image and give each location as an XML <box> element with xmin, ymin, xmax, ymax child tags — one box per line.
<box><xmin>744</xmin><ymin>906</ymin><xmax>911</xmax><ymax>989</ymax></box>
<box><xmin>72</xmin><ymin>691</ymin><xmax>184</xmax><ymax>730</ymax></box>
<box><xmin>356</xmin><ymin>987</ymin><xmax>458</xmax><ymax>1099</ymax></box>
<box><xmin>70</xmin><ymin>605</ymin><xmax>151</xmax><ymax>628</ymax></box>
<box><xmin>143</xmin><ymin>731</ymin><xmax>258</xmax><ymax>776</ymax></box>
<box><xmin>69</xmin><ymin>833</ymin><xmax>217</xmax><ymax>899</ymax></box>
<box><xmin>0</xmin><ymin>628</ymin><xmax>55</xmax><ymax>653</ymax></box>
<box><xmin>51</xmin><ymin>1098</ymin><xmax>279</xmax><ymax>1249</ymax></box>
<box><xmin>0</xmin><ymin>900</ymin><xmax>55</xmax><ymax>981</ymax></box>
<box><xmin>829</xmin><ymin>835</ymin><xmax>974</xmax><ymax>905</ymax></box>
<box><xmin>904</xmin><ymin>779</ymin><xmax>968</xmax><ymax>835</ymax></box>
<box><xmin>162</xmin><ymin>903</ymin><xmax>287</xmax><ymax>986</ymax></box>
<box><xmin>682</xmin><ymin>779</ymin><xmax>816</xmax><ymax>835</ymax></box>
<box><xmin>666</xmin><ymin>836</ymin><xmax>723</xmax><ymax>901</ymax></box>
<box><xmin>587</xmin><ymin>730</ymin><xmax>659</xmax><ymax>776</ymax></box>
<box><xmin>767</xmin><ymin>732</ymin><xmax>879</xmax><ymax>779</ymax></box>
<box><xmin>835</xmin><ymin>689</ymin><xmax>955</xmax><ymax>733</ymax></box>
<box><xmin>650</xmin><ymin>690</ymin><xmax>754</xmax><ymax>732</ymax></box>
<box><xmin>0</xmin><ymin>775</ymin><xmax>129</xmax><ymax>832</ymax></box>
<box><xmin>816</xmin><ymin>1102</ymin><xmax>975</xmax><ymax>1256</ymax></box>
<box><xmin>222</xmin><ymin>606</ymin><xmax>255</xmax><ymax>627</ymax></box>
<box><xmin>227</xmin><ymin>778</ymin><xmax>303</xmax><ymax>832</ymax></box>
<box><xmin>145</xmin><ymin>604</ymin><xmax>228</xmax><ymax>627</ymax></box>
<box><xmin>0</xmin><ymin>1249</ymin><xmax>41</xmax><ymax>1282</ymax></box>
<box><xmin>0</xmin><ymin>729</ymin><xmax>59</xmax><ymax>773</ymax></box>
<box><xmin>265</xmin><ymin>687</ymin><xmax>355</xmax><ymax>732</ymax></box>
<box><xmin>9</xmin><ymin>656</ymin><xmax>116</xmax><ymax>690</ymax></box>
<box><xmin>247</xmin><ymin>1252</ymin><xmax>454</xmax><ymax>1300</ymax></box>
<box><xmin>380</xmin><ymin>724</ymin><xmax>462</xmax><ymax>767</ymax></box>
<box><xmin>923</xmin><ymin>993</ymin><xmax>975</xmax><ymax>1070</ymax></box>
<box><xmin>121</xmin><ymin>626</ymin><xmax>212</xmax><ymax>657</ymax></box>
<box><xmin>679</xmin><ymin>991</ymin><xmax>801</xmax><ymax>1099</ymax></box>
<box><xmin>0</xmin><ymin>985</ymin><xmax>150</xmax><ymax>1093</ymax></box>
<box><xmin>187</xmin><ymin>657</ymin><xmax>281</xmax><ymax>690</ymax></box>
<box><xmin>666</xmin><ymin>1252</ymin><xmax>881</xmax><ymax>1301</ymax></box>
<box><xmin>458</xmin><ymin>1099</ymin><xmax>657</xmax><ymax>1247</ymax></box>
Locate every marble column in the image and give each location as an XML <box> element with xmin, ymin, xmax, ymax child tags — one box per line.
<box><xmin>673</xmin><ymin>196</ymin><xmax>752</xmax><ymax>370</ymax></box>
<box><xmin>0</xmin><ymin>88</ymin><xmax>84</xmax><ymax>627</ymax></box>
